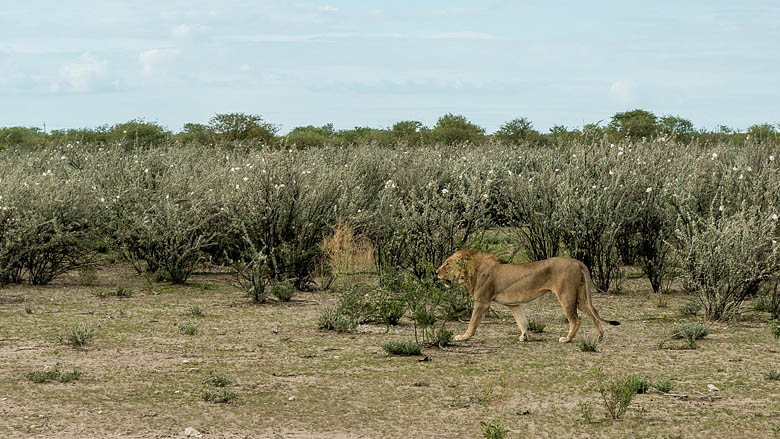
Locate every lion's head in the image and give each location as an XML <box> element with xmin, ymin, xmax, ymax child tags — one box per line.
<box><xmin>436</xmin><ymin>249</ymin><xmax>474</xmax><ymax>284</ymax></box>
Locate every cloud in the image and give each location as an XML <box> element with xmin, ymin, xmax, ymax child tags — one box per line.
<box><xmin>139</xmin><ymin>48</ymin><xmax>180</xmax><ymax>75</ymax></box>
<box><xmin>172</xmin><ymin>24</ymin><xmax>192</xmax><ymax>38</ymax></box>
<box><xmin>224</xmin><ymin>31</ymin><xmax>503</xmax><ymax>44</ymax></box>
<box><xmin>609</xmin><ymin>79</ymin><xmax>635</xmax><ymax>102</ymax></box>
<box><xmin>58</xmin><ymin>52</ymin><xmax>107</xmax><ymax>92</ymax></box>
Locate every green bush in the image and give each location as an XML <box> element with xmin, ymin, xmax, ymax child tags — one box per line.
<box><xmin>270</xmin><ymin>280</ymin><xmax>296</xmax><ymax>302</ymax></box>
<box><xmin>674</xmin><ymin>206</ymin><xmax>780</xmax><ymax>321</ymax></box>
<box><xmin>317</xmin><ymin>305</ymin><xmax>358</xmax><ymax>333</ymax></box>
<box><xmin>595</xmin><ymin>369</ymin><xmax>639</xmax><ymax>419</ymax></box>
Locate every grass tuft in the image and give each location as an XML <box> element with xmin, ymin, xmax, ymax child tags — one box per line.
<box><xmin>60</xmin><ymin>323</ymin><xmax>95</xmax><ymax>347</ymax></box>
<box><xmin>577</xmin><ymin>334</ymin><xmax>599</xmax><ymax>352</ymax></box>
<box><xmin>202</xmin><ymin>390</ymin><xmax>238</xmax><ymax>403</ymax></box>
<box><xmin>179</xmin><ymin>321</ymin><xmax>198</xmax><ymax>335</ymax></box>
<box><xmin>479</xmin><ymin>418</ymin><xmax>509</xmax><ymax>439</ymax></box>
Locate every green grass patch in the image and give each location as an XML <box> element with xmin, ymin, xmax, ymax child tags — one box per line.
<box><xmin>381</xmin><ymin>340</ymin><xmax>422</xmax><ymax>356</ymax></box>
<box><xmin>26</xmin><ymin>364</ymin><xmax>82</xmax><ymax>383</ymax></box>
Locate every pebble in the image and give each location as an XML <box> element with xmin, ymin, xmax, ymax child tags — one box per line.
<box><xmin>288</xmin><ymin>396</ymin><xmax>296</xmax><ymax>401</ymax></box>
<box><xmin>707</xmin><ymin>384</ymin><xmax>720</xmax><ymax>392</ymax></box>
<box><xmin>184</xmin><ymin>427</ymin><xmax>202</xmax><ymax>437</ymax></box>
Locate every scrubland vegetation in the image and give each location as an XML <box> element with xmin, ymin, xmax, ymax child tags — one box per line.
<box><xmin>1</xmin><ymin>110</ymin><xmax>780</xmax><ymax>437</ymax></box>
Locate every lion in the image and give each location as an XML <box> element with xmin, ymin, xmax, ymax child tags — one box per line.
<box><xmin>436</xmin><ymin>250</ymin><xmax>620</xmax><ymax>343</ymax></box>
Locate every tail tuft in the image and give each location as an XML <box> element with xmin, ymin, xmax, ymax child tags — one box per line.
<box><xmin>607</xmin><ymin>320</ymin><xmax>620</xmax><ymax>326</ymax></box>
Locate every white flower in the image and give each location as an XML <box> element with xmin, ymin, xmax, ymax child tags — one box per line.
<box><xmin>719</xmin><ymin>205</ymin><xmax>724</xmax><ymax>212</ymax></box>
<box><xmin>608</xmin><ymin>170</ymin><xmax>614</xmax><ymax>176</ymax></box>
<box><xmin>235</xmin><ymin>184</ymin><xmax>239</xmax><ymax>190</ymax></box>
<box><xmin>746</xmin><ymin>166</ymin><xmax>752</xmax><ymax>172</ymax></box>
<box><xmin>554</xmin><ymin>168</ymin><xmax>560</xmax><ymax>173</ymax></box>
<box><xmin>61</xmin><ymin>155</ymin><xmax>66</xmax><ymax>160</ymax></box>
<box><xmin>771</xmin><ymin>155</ymin><xmax>775</xmax><ymax>161</ymax></box>
<box><xmin>243</xmin><ymin>177</ymin><xmax>248</xmax><ymax>182</ymax></box>
<box><xmin>738</xmin><ymin>174</ymin><xmax>744</xmax><ymax>180</ymax></box>
<box><xmin>441</xmin><ymin>188</ymin><xmax>449</xmax><ymax>195</ymax></box>
<box><xmin>384</xmin><ymin>179</ymin><xmax>397</xmax><ymax>190</ymax></box>
<box><xmin>772</xmin><ymin>213</ymin><xmax>778</xmax><ymax>220</ymax></box>
<box><xmin>646</xmin><ymin>187</ymin><xmax>652</xmax><ymax>193</ymax></box>
<box><xmin>711</xmin><ymin>152</ymin><xmax>718</xmax><ymax>160</ymax></box>
<box><xmin>144</xmin><ymin>168</ymin><xmax>149</xmax><ymax>174</ymax></box>
<box><xmin>618</xmin><ymin>151</ymin><xmax>624</xmax><ymax>156</ymax></box>
<box><xmin>591</xmin><ymin>185</ymin><xmax>597</xmax><ymax>189</ymax></box>
<box><xmin>732</xmin><ymin>166</ymin><xmax>738</xmax><ymax>171</ymax></box>
<box><xmin>99</xmin><ymin>197</ymin><xmax>105</xmax><ymax>203</ymax></box>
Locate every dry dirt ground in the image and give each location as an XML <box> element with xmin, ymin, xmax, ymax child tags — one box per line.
<box><xmin>1</xmin><ymin>265</ymin><xmax>779</xmax><ymax>438</ymax></box>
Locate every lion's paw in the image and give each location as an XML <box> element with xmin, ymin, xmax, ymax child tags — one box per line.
<box><xmin>454</xmin><ymin>334</ymin><xmax>468</xmax><ymax>341</ymax></box>
<box><xmin>558</xmin><ymin>336</ymin><xmax>569</xmax><ymax>343</ymax></box>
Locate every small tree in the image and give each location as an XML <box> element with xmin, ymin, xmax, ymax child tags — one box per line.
<box><xmin>428</xmin><ymin>114</ymin><xmax>485</xmax><ymax>145</ymax></box>
<box><xmin>659</xmin><ymin>115</ymin><xmax>695</xmax><ymax>143</ymax></box>
<box><xmin>608</xmin><ymin>109</ymin><xmax>658</xmax><ymax>141</ymax></box>
<box><xmin>209</xmin><ymin>113</ymin><xmax>277</xmax><ymax>144</ymax></box>
<box><xmin>494</xmin><ymin>117</ymin><xmax>542</xmax><ymax>145</ymax></box>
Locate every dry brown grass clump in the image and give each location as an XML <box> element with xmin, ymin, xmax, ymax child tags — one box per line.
<box><xmin>320</xmin><ymin>219</ymin><xmax>375</xmax><ymax>286</ymax></box>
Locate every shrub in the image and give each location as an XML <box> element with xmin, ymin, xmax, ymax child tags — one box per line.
<box><xmin>99</xmin><ymin>147</ymin><xmax>224</xmax><ymax>283</ymax></box>
<box><xmin>765</xmin><ymin>369</ymin><xmax>780</xmax><ymax>381</ymax></box>
<box><xmin>479</xmin><ymin>418</ymin><xmax>509</xmax><ymax>439</ymax></box>
<box><xmin>754</xmin><ymin>282</ymin><xmax>780</xmax><ymax>320</ymax></box>
<box><xmin>433</xmin><ymin>327</ymin><xmax>454</xmax><ymax>347</ymax></box>
<box><xmin>0</xmin><ymin>163</ymin><xmax>100</xmax><ymax>285</ymax></box>
<box><xmin>674</xmin><ymin>207</ymin><xmax>780</xmax><ymax>321</ymax></box>
<box><xmin>317</xmin><ymin>305</ymin><xmax>358</xmax><ymax>333</ymax></box>
<box><xmin>233</xmin><ymin>249</ymin><xmax>271</xmax><ymax>303</ymax></box>
<box><xmin>270</xmin><ymin>280</ymin><xmax>296</xmax><ymax>302</ymax></box>
<box><xmin>679</xmin><ymin>299</ymin><xmax>701</xmax><ymax>317</ymax></box>
<box><xmin>771</xmin><ymin>320</ymin><xmax>780</xmax><ymax>339</ymax></box>
<box><xmin>381</xmin><ymin>340</ymin><xmax>422</xmax><ymax>356</ymax></box>
<box><xmin>626</xmin><ymin>375</ymin><xmax>651</xmax><ymax>394</ymax></box>
<box><xmin>595</xmin><ymin>369</ymin><xmax>639</xmax><ymax>420</ymax></box>
<box><xmin>671</xmin><ymin>322</ymin><xmax>709</xmax><ymax>341</ymax></box>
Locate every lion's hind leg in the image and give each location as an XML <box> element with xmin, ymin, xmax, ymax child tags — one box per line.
<box><xmin>578</xmin><ymin>294</ymin><xmax>604</xmax><ymax>341</ymax></box>
<box><xmin>558</xmin><ymin>290</ymin><xmax>581</xmax><ymax>343</ymax></box>
<box><xmin>507</xmin><ymin>304</ymin><xmax>530</xmax><ymax>341</ymax></box>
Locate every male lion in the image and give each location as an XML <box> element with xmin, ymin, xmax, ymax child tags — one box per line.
<box><xmin>436</xmin><ymin>250</ymin><xmax>620</xmax><ymax>343</ymax></box>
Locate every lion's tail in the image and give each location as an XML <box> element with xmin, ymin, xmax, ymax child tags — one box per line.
<box><xmin>577</xmin><ymin>261</ymin><xmax>620</xmax><ymax>326</ymax></box>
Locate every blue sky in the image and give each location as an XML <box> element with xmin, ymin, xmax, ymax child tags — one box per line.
<box><xmin>1</xmin><ymin>1</ymin><xmax>779</xmax><ymax>133</ymax></box>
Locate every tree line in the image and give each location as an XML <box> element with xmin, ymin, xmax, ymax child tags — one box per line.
<box><xmin>1</xmin><ymin>109</ymin><xmax>778</xmax><ymax>149</ymax></box>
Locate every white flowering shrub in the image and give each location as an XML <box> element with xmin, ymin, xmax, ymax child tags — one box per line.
<box><xmin>93</xmin><ymin>147</ymin><xmax>225</xmax><ymax>283</ymax></box>
<box><xmin>0</xmin><ymin>149</ymin><xmax>100</xmax><ymax>285</ymax></box>
<box><xmin>359</xmin><ymin>147</ymin><xmax>494</xmax><ymax>279</ymax></box>
<box><xmin>675</xmin><ymin>206</ymin><xmax>780</xmax><ymax>320</ymax></box>
<box><xmin>223</xmin><ymin>148</ymin><xmax>343</xmax><ymax>288</ymax></box>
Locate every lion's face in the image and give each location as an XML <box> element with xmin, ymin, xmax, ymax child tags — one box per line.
<box><xmin>436</xmin><ymin>251</ymin><xmax>470</xmax><ymax>284</ymax></box>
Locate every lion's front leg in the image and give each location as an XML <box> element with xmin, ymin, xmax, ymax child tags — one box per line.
<box><xmin>455</xmin><ymin>300</ymin><xmax>490</xmax><ymax>341</ymax></box>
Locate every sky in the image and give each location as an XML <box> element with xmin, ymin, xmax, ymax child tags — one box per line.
<box><xmin>1</xmin><ymin>1</ymin><xmax>779</xmax><ymax>134</ymax></box>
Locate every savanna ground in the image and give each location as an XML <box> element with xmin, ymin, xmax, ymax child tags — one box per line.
<box><xmin>1</xmin><ymin>263</ymin><xmax>779</xmax><ymax>439</ymax></box>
